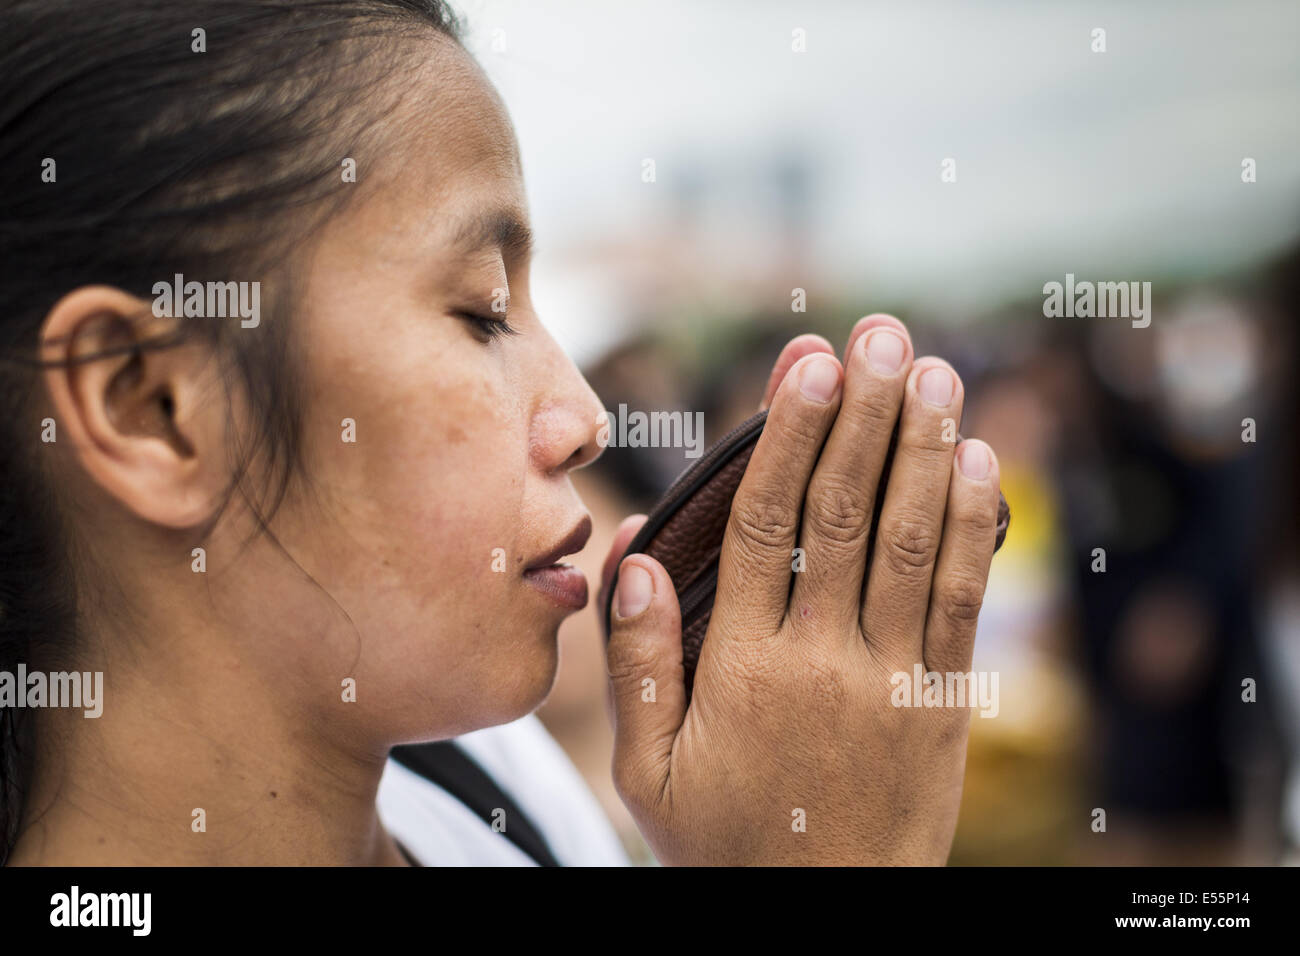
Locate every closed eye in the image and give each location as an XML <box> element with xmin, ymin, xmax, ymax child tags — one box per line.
<box><xmin>454</xmin><ymin>310</ymin><xmax>518</xmax><ymax>341</ymax></box>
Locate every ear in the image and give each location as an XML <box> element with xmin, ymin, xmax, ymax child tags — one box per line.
<box><xmin>40</xmin><ymin>285</ymin><xmax>234</xmax><ymax>529</ymax></box>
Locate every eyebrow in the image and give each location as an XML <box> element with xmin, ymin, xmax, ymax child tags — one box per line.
<box><xmin>452</xmin><ymin>206</ymin><xmax>534</xmax><ymax>259</ymax></box>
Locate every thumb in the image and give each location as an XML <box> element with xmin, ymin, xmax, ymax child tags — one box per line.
<box><xmin>606</xmin><ymin>554</ymin><xmax>687</xmax><ymax>810</ymax></box>
<box><xmin>597</xmin><ymin>513</ymin><xmax>648</xmax><ymax>622</ymax></box>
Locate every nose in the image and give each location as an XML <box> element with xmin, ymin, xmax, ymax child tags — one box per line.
<box><xmin>529</xmin><ymin>329</ymin><xmax>606</xmax><ymax>476</ymax></box>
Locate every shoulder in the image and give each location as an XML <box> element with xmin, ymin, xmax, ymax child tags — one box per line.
<box><xmin>378</xmin><ymin>714</ymin><xmax>631</xmax><ymax>867</ymax></box>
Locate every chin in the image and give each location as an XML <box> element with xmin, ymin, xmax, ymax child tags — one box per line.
<box><xmin>513</xmin><ymin>639</ymin><xmax>562</xmax><ymax>713</ymax></box>
<box><xmin>472</xmin><ymin>638</ymin><xmax>561</xmax><ymax>730</ymax></box>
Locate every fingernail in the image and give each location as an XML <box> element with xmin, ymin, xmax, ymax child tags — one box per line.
<box><xmin>918</xmin><ymin>366</ymin><xmax>955</xmax><ymax>407</ymax></box>
<box><xmin>958</xmin><ymin>441</ymin><xmax>991</xmax><ymax>480</ymax></box>
<box><xmin>799</xmin><ymin>356</ymin><xmax>840</xmax><ymax>403</ymax></box>
<box><xmin>865</xmin><ymin>329</ymin><xmax>906</xmax><ymax>374</ymax></box>
<box><xmin>615</xmin><ymin>564</ymin><xmax>653</xmax><ymax>619</ymax></box>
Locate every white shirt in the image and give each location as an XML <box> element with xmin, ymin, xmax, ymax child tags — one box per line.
<box><xmin>377</xmin><ymin>714</ymin><xmax>631</xmax><ymax>866</ymax></box>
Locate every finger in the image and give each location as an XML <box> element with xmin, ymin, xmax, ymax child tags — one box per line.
<box><xmin>606</xmin><ymin>554</ymin><xmax>687</xmax><ymax>812</ymax></box>
<box><xmin>862</xmin><ymin>358</ymin><xmax>965</xmax><ymax>664</ymax></box>
<box><xmin>923</xmin><ymin>440</ymin><xmax>1000</xmax><ymax>674</ymax></box>
<box><xmin>599</xmin><ymin>513</ymin><xmax>648</xmax><ymax>621</ymax></box>
<box><xmin>715</xmin><ymin>352</ymin><xmax>842</xmax><ymax>635</ymax></box>
<box><xmin>788</xmin><ymin>325</ymin><xmax>912</xmax><ymax>638</ymax></box>
<box><xmin>843</xmin><ymin>313</ymin><xmax>911</xmax><ymax>367</ymax></box>
<box><xmin>761</xmin><ymin>334</ymin><xmax>836</xmax><ymax>410</ymax></box>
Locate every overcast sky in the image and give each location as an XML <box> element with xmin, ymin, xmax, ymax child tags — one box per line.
<box><xmin>455</xmin><ymin>0</ymin><xmax>1300</xmax><ymax>362</ymax></box>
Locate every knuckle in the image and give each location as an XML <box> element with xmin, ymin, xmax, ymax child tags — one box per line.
<box><xmin>931</xmin><ymin>710</ymin><xmax>973</xmax><ymax>752</ymax></box>
<box><xmin>768</xmin><ymin>402</ymin><xmax>825</xmax><ymax>448</ymax></box>
<box><xmin>845</xmin><ymin>388</ymin><xmax>901</xmax><ymax>433</ymax></box>
<box><xmin>952</xmin><ymin>487</ymin><xmax>999</xmax><ymax>538</ymax></box>
<box><xmin>880</xmin><ymin>515</ymin><xmax>940</xmax><ymax>573</ymax></box>
<box><xmin>905</xmin><ymin>425</ymin><xmax>958</xmax><ymax>460</ymax></box>
<box><xmin>607</xmin><ymin>641</ymin><xmax>660</xmax><ymax>687</ymax></box>
<box><xmin>935</xmin><ymin>707</ymin><xmax>977</xmax><ymax>749</ymax></box>
<box><xmin>900</xmin><ymin>409</ymin><xmax>960</xmax><ymax>458</ymax></box>
<box><xmin>805</xmin><ymin>476</ymin><xmax>872</xmax><ymax>545</ymax></box>
<box><xmin>937</xmin><ymin>572</ymin><xmax>988</xmax><ymax>624</ymax></box>
<box><xmin>728</xmin><ymin>494</ymin><xmax>797</xmax><ymax>550</ymax></box>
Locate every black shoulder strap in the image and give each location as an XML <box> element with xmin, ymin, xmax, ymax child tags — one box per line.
<box><xmin>389</xmin><ymin>741</ymin><xmax>562</xmax><ymax>867</ymax></box>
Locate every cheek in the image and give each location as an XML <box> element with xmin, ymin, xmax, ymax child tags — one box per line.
<box><xmin>301</xmin><ymin>366</ymin><xmax>560</xmax><ymax>734</ymax></box>
<box><xmin>320</xmin><ymin>356</ymin><xmax>527</xmax><ymax>592</ymax></box>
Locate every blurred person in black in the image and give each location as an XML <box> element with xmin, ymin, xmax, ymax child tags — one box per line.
<box><xmin>1050</xmin><ymin>265</ymin><xmax>1292</xmax><ymax>863</ymax></box>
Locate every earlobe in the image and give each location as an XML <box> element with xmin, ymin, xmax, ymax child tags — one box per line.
<box><xmin>39</xmin><ymin>285</ymin><xmax>230</xmax><ymax>529</ymax></box>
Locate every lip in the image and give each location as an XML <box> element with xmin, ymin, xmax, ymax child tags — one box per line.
<box><xmin>522</xmin><ymin>515</ymin><xmax>593</xmax><ymax>610</ymax></box>
<box><xmin>524</xmin><ymin>515</ymin><xmax>593</xmax><ymax>572</ymax></box>
<box><xmin>522</xmin><ymin>564</ymin><xmax>589</xmax><ymax>610</ymax></box>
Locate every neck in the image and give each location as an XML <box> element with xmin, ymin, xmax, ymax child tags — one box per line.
<box><xmin>10</xmin><ymin>616</ymin><xmax>405</xmax><ymax>866</ymax></box>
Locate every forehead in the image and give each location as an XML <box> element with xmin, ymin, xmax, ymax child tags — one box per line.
<box><xmin>309</xmin><ymin>35</ymin><xmax>531</xmax><ymax>278</ymax></box>
<box><xmin>398</xmin><ymin>37</ymin><xmax>525</xmax><ymax>211</ymax></box>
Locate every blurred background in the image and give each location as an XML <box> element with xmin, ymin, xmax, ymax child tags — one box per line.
<box><xmin>459</xmin><ymin>0</ymin><xmax>1300</xmax><ymax>864</ymax></box>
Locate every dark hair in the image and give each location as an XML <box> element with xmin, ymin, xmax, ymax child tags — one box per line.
<box><xmin>0</xmin><ymin>0</ymin><xmax>463</xmax><ymax>864</ymax></box>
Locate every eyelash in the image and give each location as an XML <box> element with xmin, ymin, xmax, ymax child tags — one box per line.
<box><xmin>456</xmin><ymin>311</ymin><xmax>519</xmax><ymax>341</ymax></box>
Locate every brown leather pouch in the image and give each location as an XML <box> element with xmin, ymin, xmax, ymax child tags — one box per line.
<box><xmin>602</xmin><ymin>408</ymin><xmax>1009</xmax><ymax>699</ymax></box>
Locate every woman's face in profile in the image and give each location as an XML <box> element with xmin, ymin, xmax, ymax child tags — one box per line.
<box><xmin>253</xmin><ymin>38</ymin><xmax>606</xmax><ymax>741</ymax></box>
<box><xmin>3</xmin><ymin>2</ymin><xmax>1020</xmax><ymax>870</ymax></box>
